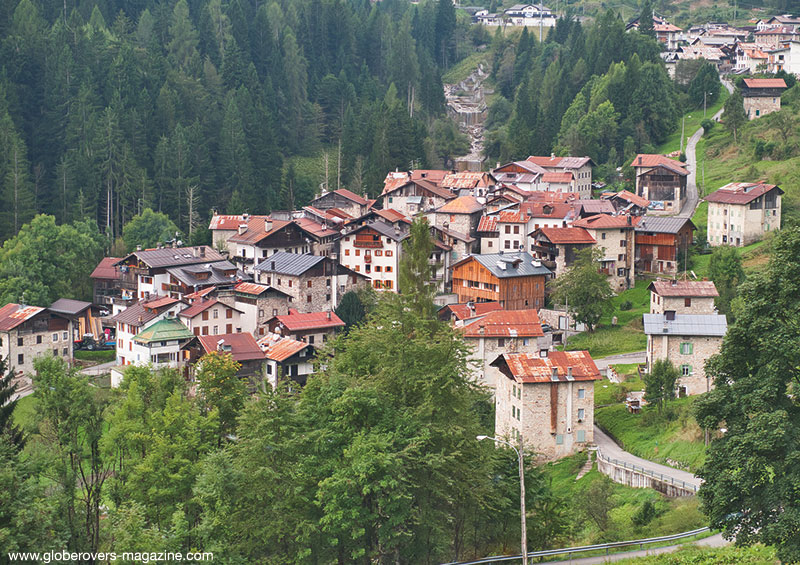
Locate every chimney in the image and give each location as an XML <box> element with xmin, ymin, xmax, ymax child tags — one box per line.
<box><xmin>627</xmin><ymin>215</ymin><xmax>632</xmax><ymax>226</ymax></box>
<box><xmin>638</xmin><ymin>156</ymin><xmax>642</xmax><ymax>165</ymax></box>
<box><xmin>200</xmin><ymin>247</ymin><xmax>205</xmax><ymax>258</ymax></box>
<box><xmin>671</xmin><ymin>279</ymin><xmax>678</xmax><ymax>286</ymax></box>
<box><xmin>242</xmin><ymin>213</ymin><xmax>250</xmax><ymax>222</ymax></box>
<box><xmin>327</xmin><ymin>311</ymin><xmax>332</xmax><ymax>320</ymax></box>
<box><xmin>550</xmin><ymin>152</ymin><xmax>555</xmax><ymax>160</ymax></box>
<box><xmin>136</xmin><ymin>244</ymin><xmax>142</xmax><ymax>251</ymax></box>
<box><xmin>567</xmin><ymin>367</ymin><xmax>573</xmax><ymax>379</ymax></box>
<box><xmin>271</xmin><ymin>260</ymin><xmax>276</xmax><ymax>271</ymax></box>
<box><xmin>171</xmin><ymin>239</ymin><xmax>178</xmax><ymax>248</ymax></box>
<box><xmin>551</xmin><ymin>367</ymin><xmax>558</xmax><ymax>380</ymax></box>
<box><xmin>478</xmin><ymin>323</ymin><xmax>485</xmax><ymax>336</ymax></box>
<box><xmin>238</xmin><ymin>223</ymin><xmax>248</xmax><ymax>235</ymax></box>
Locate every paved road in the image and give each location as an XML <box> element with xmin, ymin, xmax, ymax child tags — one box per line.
<box><xmin>593</xmin><ymin>351</ymin><xmax>646</xmax><ymax>372</ymax></box>
<box><xmin>537</xmin><ymin>532</ymin><xmax>727</xmax><ymax>565</ymax></box>
<box><xmin>678</xmin><ymin>78</ymin><xmax>735</xmax><ymax>220</ymax></box>
<box><xmin>80</xmin><ymin>360</ymin><xmax>117</xmax><ymax>376</ymax></box>
<box><xmin>594</xmin><ymin>426</ymin><xmax>701</xmax><ymax>490</ymax></box>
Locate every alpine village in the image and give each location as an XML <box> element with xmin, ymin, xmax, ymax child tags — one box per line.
<box><xmin>1</xmin><ymin>0</ymin><xmax>799</xmax><ymax>563</ymax></box>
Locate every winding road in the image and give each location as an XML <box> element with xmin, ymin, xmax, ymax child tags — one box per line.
<box><xmin>678</xmin><ymin>78</ymin><xmax>735</xmax><ymax>220</ymax></box>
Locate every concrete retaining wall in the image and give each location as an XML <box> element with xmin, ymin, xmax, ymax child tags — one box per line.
<box><xmin>597</xmin><ymin>453</ymin><xmax>697</xmax><ymax>497</ymax></box>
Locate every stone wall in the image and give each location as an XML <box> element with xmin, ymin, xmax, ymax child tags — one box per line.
<box><xmin>647</xmin><ymin>333</ymin><xmax>722</xmax><ymax>396</ymax></box>
<box><xmin>650</xmin><ymin>293</ymin><xmax>716</xmax><ymax>314</ymax></box>
<box><xmin>596</xmin><ymin>453</ymin><xmax>697</xmax><ymax>497</ymax></box>
<box><xmin>744</xmin><ymin>95</ymin><xmax>781</xmax><ymax>120</ymax></box>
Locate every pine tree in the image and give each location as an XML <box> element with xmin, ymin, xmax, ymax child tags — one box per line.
<box><xmin>638</xmin><ymin>0</ymin><xmax>655</xmax><ymax>38</ymax></box>
<box><xmin>399</xmin><ymin>216</ymin><xmax>437</xmax><ymax>319</ymax></box>
<box><xmin>0</xmin><ymin>355</ymin><xmax>24</xmax><ymax>448</ymax></box>
<box><xmin>723</xmin><ymin>90</ymin><xmax>747</xmax><ymax>143</ymax></box>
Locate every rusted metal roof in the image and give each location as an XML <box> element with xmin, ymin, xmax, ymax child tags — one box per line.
<box><xmin>462</xmin><ymin>309</ymin><xmax>544</xmax><ymax>337</ymax></box>
<box><xmin>0</xmin><ymin>304</ymin><xmax>46</xmax><ymax>331</ymax></box>
<box><xmin>648</xmin><ymin>280</ymin><xmax>719</xmax><ymax>297</ymax></box>
<box><xmin>441</xmin><ymin>171</ymin><xmax>494</xmax><ymax>190</ymax></box>
<box><xmin>440</xmin><ymin>302</ymin><xmax>503</xmax><ymax>321</ymax></box>
<box><xmin>493</xmin><ymin>351</ymin><xmax>601</xmax><ymax>383</ymax></box>
<box><xmin>272</xmin><ymin>309</ymin><xmax>344</xmax><ymax>332</ymax></box>
<box><xmin>257</xmin><ymin>334</ymin><xmax>309</xmax><ymax>362</ymax></box>
<box><xmin>607</xmin><ymin>190</ymin><xmax>650</xmax><ymax>208</ymax></box>
<box><xmin>630</xmin><ymin>154</ymin><xmax>689</xmax><ymax>176</ymax></box>
<box><xmin>534</xmin><ymin>226</ymin><xmax>596</xmax><ymax>244</ymax></box>
<box><xmin>436</xmin><ymin>195</ymin><xmax>484</xmax><ymax>215</ymax></box>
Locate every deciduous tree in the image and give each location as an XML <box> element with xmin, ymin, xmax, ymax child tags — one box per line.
<box><xmin>644</xmin><ymin>358</ymin><xmax>679</xmax><ymax>414</ymax></box>
<box><xmin>121</xmin><ymin>208</ymin><xmax>179</xmax><ymax>252</ymax></box>
<box><xmin>549</xmin><ymin>247</ymin><xmax>614</xmax><ymax>331</ymax></box>
<box><xmin>708</xmin><ymin>245</ymin><xmax>745</xmax><ymax>318</ymax></box>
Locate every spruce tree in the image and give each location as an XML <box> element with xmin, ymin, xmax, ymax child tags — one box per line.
<box><xmin>0</xmin><ymin>355</ymin><xmax>24</xmax><ymax>448</ymax></box>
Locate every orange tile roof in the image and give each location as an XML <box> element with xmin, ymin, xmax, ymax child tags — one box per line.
<box><xmin>520</xmin><ymin>201</ymin><xmax>573</xmax><ymax>218</ymax></box>
<box><xmin>526</xmin><ymin>191</ymin><xmax>581</xmax><ymax>202</ymax></box>
<box><xmin>477</xmin><ymin>216</ymin><xmax>498</xmax><ymax>233</ymax></box>
<box><xmin>209</xmin><ymin>214</ymin><xmax>270</xmax><ymax>230</ymax></box>
<box><xmin>654</xmin><ymin>23</ymin><xmax>681</xmax><ymax>32</ymax></box>
<box><xmin>233</xmin><ymin>282</ymin><xmax>271</xmax><ymax>295</ymax></box>
<box><xmin>437</xmin><ymin>195</ymin><xmax>484</xmax><ymax>214</ymax></box>
<box><xmin>743</xmin><ymin>78</ymin><xmax>788</xmax><ymax>89</ymax></box>
<box><xmin>541</xmin><ymin>172</ymin><xmax>574</xmax><ymax>183</ymax></box>
<box><xmin>143</xmin><ymin>296</ymin><xmax>180</xmax><ymax>310</ymax></box>
<box><xmin>441</xmin><ymin>171</ymin><xmax>493</xmax><ymax>189</ymax></box>
<box><xmin>441</xmin><ymin>302</ymin><xmax>503</xmax><ymax>321</ymax></box>
<box><xmin>374</xmin><ymin>208</ymin><xmax>411</xmax><ymax>224</ymax></box>
<box><xmin>411</xmin><ymin>170</ymin><xmax>449</xmax><ymax>183</ymax></box>
<box><xmin>495</xmin><ymin>351</ymin><xmax>601</xmax><ymax>383</ymax></box>
<box><xmin>497</xmin><ymin>210</ymin><xmax>526</xmax><ymax>224</ymax></box>
<box><xmin>227</xmin><ymin>218</ymin><xmax>292</xmax><ymax>245</ymax></box>
<box><xmin>608</xmin><ymin>190</ymin><xmax>650</xmax><ymax>208</ymax></box>
<box><xmin>534</xmin><ymin>226</ymin><xmax>596</xmax><ymax>244</ymax></box>
<box><xmin>462</xmin><ymin>309</ymin><xmax>544</xmax><ymax>338</ymax></box>
<box><xmin>630</xmin><ymin>154</ymin><xmax>689</xmax><ymax>176</ymax></box>
<box><xmin>258</xmin><ymin>335</ymin><xmax>309</xmax><ymax>362</ymax></box>
<box><xmin>572</xmin><ymin>214</ymin><xmax>638</xmax><ymax>229</ymax></box>
<box><xmin>184</xmin><ymin>286</ymin><xmax>216</xmax><ymax>300</ymax></box>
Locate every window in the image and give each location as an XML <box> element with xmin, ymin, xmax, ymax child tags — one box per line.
<box><xmin>53</xmin><ymin>349</ymin><xmax>59</xmax><ymax>356</ymax></box>
<box><xmin>513</xmin><ymin>225</ymin><xmax>520</xmax><ymax>234</ymax></box>
<box><xmin>345</xmin><ymin>249</ymin><xmax>350</xmax><ymax>256</ymax></box>
<box><xmin>680</xmin><ymin>342</ymin><xmax>693</xmax><ymax>355</ymax></box>
<box><xmin>620</xmin><ymin>240</ymin><xmax>626</xmax><ymax>247</ymax></box>
<box><xmin>63</xmin><ymin>347</ymin><xmax>68</xmax><ymax>356</ymax></box>
<box><xmin>504</xmin><ymin>240</ymin><xmax>511</xmax><ymax>249</ymax></box>
<box><xmin>618</xmin><ymin>254</ymin><xmax>624</xmax><ymax>261</ymax></box>
<box><xmin>373</xmin><ymin>280</ymin><xmax>382</xmax><ymax>289</ymax></box>
<box><xmin>17</xmin><ymin>337</ymin><xmax>23</xmax><ymax>346</ymax></box>
<box><xmin>259</xmin><ymin>309</ymin><xmax>265</xmax><ymax>317</ymax></box>
<box><xmin>355</xmin><ymin>249</ymin><xmax>360</xmax><ymax>256</ymax></box>
<box><xmin>505</xmin><ymin>225</ymin><xmax>511</xmax><ymax>234</ymax></box>
<box><xmin>202</xmin><ymin>326</ymin><xmax>209</xmax><ymax>335</ymax></box>
<box><xmin>523</xmin><ymin>338</ymin><xmax>530</xmax><ymax>346</ymax></box>
<box><xmin>307</xmin><ymin>295</ymin><xmax>312</xmax><ymax>303</ymax></box>
<box><xmin>385</xmin><ymin>250</ymin><xmax>393</xmax><ymax>257</ymax></box>
<box><xmin>278</xmin><ymin>278</ymin><xmax>282</xmax><ymax>285</ymax></box>
<box><xmin>577</xmin><ymin>429</ymin><xmax>586</xmax><ymax>442</ymax></box>
<box><xmin>272</xmin><ymin>308</ymin><xmax>278</xmax><ymax>316</ymax></box>
<box><xmin>355</xmin><ymin>265</ymin><xmax>360</xmax><ymax>272</ymax></box>
<box><xmin>601</xmin><ymin>232</ymin><xmax>606</xmax><ymax>240</ymax></box>
<box><xmin>577</xmin><ymin>408</ymin><xmax>585</xmax><ymax>420</ymax></box>
<box><xmin>309</xmin><ymin>335</ymin><xmax>315</xmax><ymax>345</ymax></box>
<box><xmin>326</xmin><ymin>294</ymin><xmax>331</xmax><ymax>301</ymax></box>
<box><xmin>18</xmin><ymin>354</ymin><xmax>24</xmax><ymax>365</ymax></box>
<box><xmin>488</xmin><ymin>241</ymin><xmax>493</xmax><ymax>248</ymax></box>
<box><xmin>498</xmin><ymin>338</ymin><xmax>505</xmax><ymax>347</ymax></box>
<box><xmin>685</xmin><ymin>298</ymin><xmax>692</xmax><ymax>307</ymax></box>
<box><xmin>288</xmin><ymin>280</ymin><xmax>293</xmax><ymax>288</ymax></box>
<box><xmin>63</xmin><ymin>331</ymin><xmax>68</xmax><ymax>340</ymax></box>
<box><xmin>375</xmin><ymin>250</ymin><xmax>382</xmax><ymax>256</ymax></box>
<box><xmin>307</xmin><ymin>280</ymin><xmax>313</xmax><ymax>288</ymax></box>
<box><xmin>202</xmin><ymin>311</ymin><xmax>209</xmax><ymax>321</ymax></box>
<box><xmin>35</xmin><ymin>335</ymin><xmax>42</xmax><ymax>344</ymax></box>
<box><xmin>384</xmin><ymin>280</ymin><xmax>393</xmax><ymax>290</ymax></box>
<box><xmin>375</xmin><ymin>266</ymin><xmax>382</xmax><ymax>272</ymax></box>
<box><xmin>555</xmin><ymin>434</ymin><xmax>564</xmax><ymax>445</ymax></box>
<box><xmin>267</xmin><ymin>364</ymin><xmax>273</xmax><ymax>375</ymax></box>
<box><xmin>213</xmin><ymin>326</ymin><xmax>219</xmax><ymax>335</ymax></box>
<box><xmin>53</xmin><ymin>333</ymin><xmax>59</xmax><ymax>342</ymax></box>
<box><xmin>385</xmin><ymin>266</ymin><xmax>393</xmax><ymax>273</ymax></box>
<box><xmin>226</xmin><ymin>309</ymin><xmax>233</xmax><ymax>319</ymax></box>
<box><xmin>681</xmin><ymin>364</ymin><xmax>692</xmax><ymax>376</ymax></box>
<box><xmin>578</xmin><ymin>388</ymin><xmax>585</xmax><ymax>399</ymax></box>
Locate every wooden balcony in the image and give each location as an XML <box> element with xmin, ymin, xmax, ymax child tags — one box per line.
<box><xmin>353</xmin><ymin>240</ymin><xmax>382</xmax><ymax>248</ymax></box>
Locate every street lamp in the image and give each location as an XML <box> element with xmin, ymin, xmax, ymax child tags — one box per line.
<box><xmin>477</xmin><ymin>435</ymin><xmax>527</xmax><ymax>565</ymax></box>
<box><xmin>680</xmin><ymin>115</ymin><xmax>691</xmax><ymax>155</ymax></box>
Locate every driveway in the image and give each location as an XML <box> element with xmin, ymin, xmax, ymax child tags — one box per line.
<box><xmin>80</xmin><ymin>360</ymin><xmax>117</xmax><ymax>376</ymax></box>
<box><xmin>593</xmin><ymin>351</ymin><xmax>646</xmax><ymax>373</ymax></box>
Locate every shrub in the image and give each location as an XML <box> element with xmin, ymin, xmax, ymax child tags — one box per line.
<box><xmin>700</xmin><ymin>118</ymin><xmax>714</xmax><ymax>132</ymax></box>
<box><xmin>678</xmin><ymin>152</ymin><xmax>687</xmax><ymax>162</ymax></box>
<box><xmin>619</xmin><ymin>300</ymin><xmax>633</xmax><ymax>311</ymax></box>
<box><xmin>632</xmin><ymin>500</ymin><xmax>659</xmax><ymax>527</ymax></box>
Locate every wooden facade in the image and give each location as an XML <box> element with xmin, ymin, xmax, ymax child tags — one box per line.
<box><xmin>635</xmin><ymin>223</ymin><xmax>694</xmax><ymax>275</ymax></box>
<box><xmin>451</xmin><ymin>259</ymin><xmax>546</xmax><ymax>310</ymax></box>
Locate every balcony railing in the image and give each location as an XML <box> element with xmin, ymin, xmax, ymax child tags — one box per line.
<box><xmin>353</xmin><ymin>240</ymin><xmax>382</xmax><ymax>248</ymax></box>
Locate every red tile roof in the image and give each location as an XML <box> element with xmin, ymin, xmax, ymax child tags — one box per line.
<box><xmin>494</xmin><ymin>351</ymin><xmax>601</xmax><ymax>383</ymax></box>
<box><xmin>374</xmin><ymin>208</ymin><xmax>411</xmax><ymax>224</ymax></box>
<box><xmin>179</xmin><ymin>298</ymin><xmax>221</xmax><ymax>319</ymax></box>
<box><xmin>520</xmin><ymin>201</ymin><xmax>573</xmax><ymax>218</ymax></box>
<box><xmin>534</xmin><ymin>226</ymin><xmax>595</xmax><ymax>244</ymax></box>
<box><xmin>227</xmin><ymin>218</ymin><xmax>292</xmax><ymax>245</ymax></box>
<box><xmin>436</xmin><ymin>195</ymin><xmax>484</xmax><ymax>214</ymax></box>
<box><xmin>630</xmin><ymin>154</ymin><xmax>689</xmax><ymax>176</ymax></box>
<box><xmin>90</xmin><ymin>257</ymin><xmax>122</xmax><ymax>280</ymax></box>
<box><xmin>462</xmin><ymin>309</ymin><xmax>544</xmax><ymax>338</ymax></box>
<box><xmin>704</xmin><ymin>182</ymin><xmax>782</xmax><ymax>204</ymax></box>
<box><xmin>654</xmin><ymin>23</ymin><xmax>681</xmax><ymax>32</ymax></box>
<box><xmin>209</xmin><ymin>214</ymin><xmax>270</xmax><ymax>230</ymax></box>
<box><xmin>185</xmin><ymin>286</ymin><xmax>216</xmax><ymax>300</ymax></box>
<box><xmin>411</xmin><ymin>170</ymin><xmax>449</xmax><ymax>183</ymax></box>
<box><xmin>441</xmin><ymin>171</ymin><xmax>493</xmax><ymax>189</ymax></box>
<box><xmin>257</xmin><ymin>334</ymin><xmax>309</xmax><ymax>362</ymax></box>
<box><xmin>541</xmin><ymin>172</ymin><xmax>574</xmax><ymax>183</ymax></box>
<box><xmin>273</xmin><ymin>310</ymin><xmax>344</xmax><ymax>332</ymax></box>
<box><xmin>743</xmin><ymin>78</ymin><xmax>788</xmax><ymax>89</ymax></box>
<box><xmin>572</xmin><ymin>214</ymin><xmax>638</xmax><ymax>229</ymax></box>
<box><xmin>441</xmin><ymin>302</ymin><xmax>503</xmax><ymax>321</ymax></box>
<box><xmin>497</xmin><ymin>210</ymin><xmax>526</xmax><ymax>224</ymax></box>
<box><xmin>198</xmin><ymin>333</ymin><xmax>266</xmax><ymax>361</ymax></box>
<box><xmin>648</xmin><ymin>280</ymin><xmax>719</xmax><ymax>297</ymax></box>
<box><xmin>143</xmin><ymin>296</ymin><xmax>181</xmax><ymax>310</ymax></box>
<box><xmin>294</xmin><ymin>217</ymin><xmax>339</xmax><ymax>238</ymax></box>
<box><xmin>334</xmin><ymin>188</ymin><xmax>369</xmax><ymax>206</ymax></box>
<box><xmin>0</xmin><ymin>303</ymin><xmax>46</xmax><ymax>331</ymax></box>
<box><xmin>608</xmin><ymin>190</ymin><xmax>650</xmax><ymax>208</ymax></box>
<box><xmin>477</xmin><ymin>216</ymin><xmax>498</xmax><ymax>233</ymax></box>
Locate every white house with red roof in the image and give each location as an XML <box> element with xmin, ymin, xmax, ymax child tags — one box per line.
<box><xmin>258</xmin><ymin>333</ymin><xmax>314</xmax><ymax>388</ymax></box>
<box><xmin>111</xmin><ymin>295</ymin><xmax>186</xmax><ymax>366</ymax></box>
<box><xmin>705</xmin><ymin>182</ymin><xmax>783</xmax><ymax>246</ymax></box>
<box><xmin>178</xmin><ymin>298</ymin><xmax>244</xmax><ymax>336</ymax></box>
<box><xmin>491</xmin><ymin>351</ymin><xmax>601</xmax><ymax>460</ymax></box>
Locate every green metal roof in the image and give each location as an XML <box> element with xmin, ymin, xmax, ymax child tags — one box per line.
<box><xmin>133</xmin><ymin>318</ymin><xmax>194</xmax><ymax>344</ymax></box>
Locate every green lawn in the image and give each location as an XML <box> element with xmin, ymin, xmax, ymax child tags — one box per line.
<box><xmin>12</xmin><ymin>394</ymin><xmax>38</xmax><ymax>435</ymax></box>
<box><xmin>595</xmin><ymin>373</ymin><xmax>644</xmax><ymax>407</ymax></box>
<box><xmin>613</xmin><ymin>543</ymin><xmax>777</xmax><ymax>564</ymax></box>
<box><xmin>595</xmin><ymin>397</ymin><xmax>707</xmax><ymax>473</ymax></box>
<box><xmin>542</xmin><ymin>452</ymin><xmax>706</xmax><ymax>546</ymax></box>
<box><xmin>689</xmin><ymin>239</ymin><xmax>769</xmax><ymax>279</ymax></box>
<box><xmin>74</xmin><ymin>349</ymin><xmax>115</xmax><ymax>362</ymax></box>
<box><xmin>657</xmin><ymin>88</ymin><xmax>730</xmax><ymax>155</ymax></box>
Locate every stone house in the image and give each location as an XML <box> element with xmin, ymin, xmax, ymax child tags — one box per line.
<box><xmin>209</xmin><ymin>214</ymin><xmax>270</xmax><ymax>251</ymax></box>
<box><xmin>571</xmin><ymin>214</ymin><xmax>637</xmax><ymax>291</ymax></box>
<box><xmin>754</xmin><ymin>26</ymin><xmax>798</xmax><ymax>49</ymax></box>
<box><xmin>491</xmin><ymin>351</ymin><xmax>601</xmax><ymax>461</ymax></box>
<box><xmin>630</xmin><ymin>154</ymin><xmax>689</xmax><ymax>215</ymax></box>
<box><xmin>643</xmin><ymin>313</ymin><xmax>728</xmax><ymax>396</ymax></box>
<box><xmin>111</xmin><ymin>296</ymin><xmax>185</xmax><ymax>367</ymax></box>
<box><xmin>427</xmin><ymin>195</ymin><xmax>485</xmax><ymax>237</ymax></box>
<box><xmin>440</xmin><ymin>171</ymin><xmax>496</xmax><ymax>199</ymax></box>
<box><xmin>0</xmin><ymin>304</ymin><xmax>73</xmax><ymax>376</ymax></box>
<box><xmin>310</xmin><ymin>188</ymin><xmax>372</xmax><ymax>218</ymax></box>
<box><xmin>450</xmin><ymin>252</ymin><xmax>552</xmax><ymax>310</ymax></box>
<box><xmin>530</xmin><ymin>226</ymin><xmax>596</xmax><ymax>275</ymax></box>
<box><xmin>649</xmin><ymin>279</ymin><xmax>718</xmax><ymax>314</ymax></box>
<box><xmin>522</xmin><ymin>155</ymin><xmax>594</xmax><ymax>198</ymax></box>
<box><xmin>253</xmin><ymin>252</ymin><xmax>367</xmax><ymax>311</ymax></box>
<box><xmin>178</xmin><ymin>298</ymin><xmax>244</xmax><ymax>336</ymax></box>
<box><xmin>460</xmin><ymin>309</ymin><xmax>551</xmax><ymax>388</ymax></box>
<box><xmin>185</xmin><ymin>333</ymin><xmax>269</xmax><ymax>391</ymax></box>
<box><xmin>339</xmin><ymin>221</ymin><xmax>408</xmax><ymax>292</ymax></box>
<box><xmin>266</xmin><ymin>309</ymin><xmax>345</xmax><ymax>346</ymax></box>
<box><xmin>741</xmin><ymin>78</ymin><xmax>787</xmax><ymax>119</ymax></box>
<box><xmin>381</xmin><ymin>178</ymin><xmax>456</xmax><ymax>217</ymax></box>
<box><xmin>705</xmin><ymin>182</ymin><xmax>783</xmax><ymax>246</ymax></box>
<box><xmin>218</xmin><ymin>282</ymin><xmax>291</xmax><ymax>337</ymax></box>
<box><xmin>258</xmin><ymin>333</ymin><xmax>314</xmax><ymax>388</ymax></box>
<box><xmin>634</xmin><ymin>216</ymin><xmax>696</xmax><ymax>276</ymax></box>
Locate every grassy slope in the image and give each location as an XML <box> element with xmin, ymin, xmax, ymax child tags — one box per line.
<box><xmin>613</xmin><ymin>543</ymin><xmax>778</xmax><ymax>564</ymax></box>
<box><xmin>564</xmin><ymin>280</ymin><xmax>650</xmax><ymax>358</ymax></box>
<box><xmin>595</xmin><ymin>396</ymin><xmax>707</xmax><ymax>473</ymax></box>
<box><xmin>543</xmin><ymin>452</ymin><xmax>706</xmax><ymax>546</ymax></box>
<box><xmin>657</xmin><ymin>87</ymin><xmax>730</xmax><ymax>155</ymax></box>
<box><xmin>442</xmin><ymin>51</ymin><xmax>490</xmax><ymax>84</ymax></box>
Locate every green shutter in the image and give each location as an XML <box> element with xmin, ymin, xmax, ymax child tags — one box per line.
<box><xmin>577</xmin><ymin>430</ymin><xmax>586</xmax><ymax>443</ymax></box>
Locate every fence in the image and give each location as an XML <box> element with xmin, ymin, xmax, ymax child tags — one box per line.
<box><xmin>440</xmin><ymin>527</ymin><xmax>710</xmax><ymax>565</ymax></box>
<box><xmin>595</xmin><ymin>448</ymin><xmax>699</xmax><ymax>495</ymax></box>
